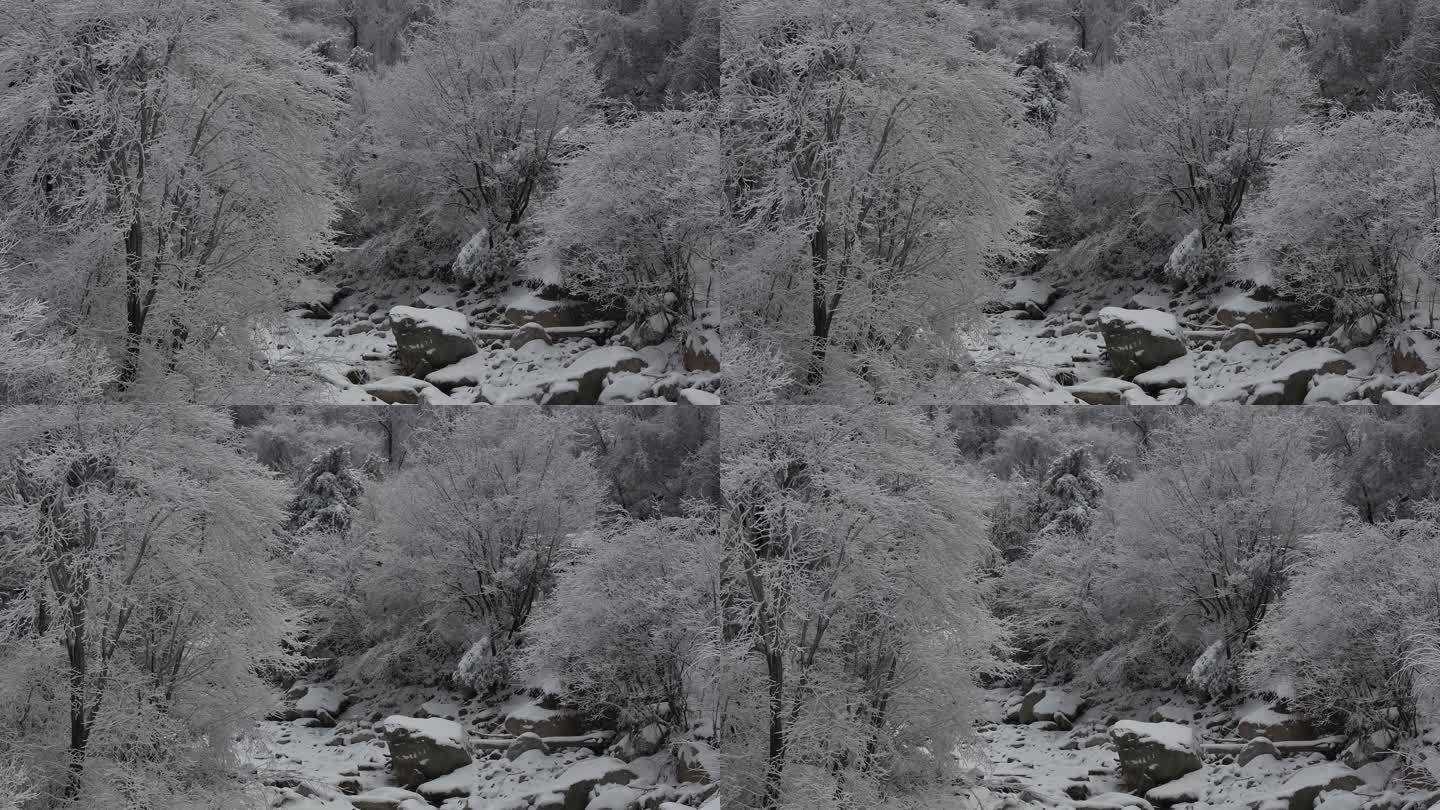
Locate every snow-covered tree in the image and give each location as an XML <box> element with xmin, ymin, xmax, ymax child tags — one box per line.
<box><xmin>0</xmin><ymin>0</ymin><xmax>344</xmax><ymax>395</ymax></box>
<box><xmin>0</xmin><ymin>403</ymin><xmax>297</xmax><ymax>805</ymax></box>
<box><xmin>1077</xmin><ymin>0</ymin><xmax>1313</xmax><ymax>279</ymax></box>
<box><xmin>357</xmin><ymin>0</ymin><xmax>600</xmax><ymax>285</ymax></box>
<box><xmin>573</xmin><ymin>0</ymin><xmax>720</xmax><ymax>107</ymax></box>
<box><xmin>363</xmin><ymin>409</ymin><xmax>602</xmax><ymax>689</ymax></box>
<box><xmin>289</xmin><ymin>446</ymin><xmax>364</xmax><ymax>536</ymax></box>
<box><xmin>1100</xmin><ymin>411</ymin><xmax>1345</xmax><ymax>689</ymax></box>
<box><xmin>580</xmin><ymin>408</ymin><xmax>720</xmax><ymax>519</ymax></box>
<box><xmin>523</xmin><ymin>514</ymin><xmax>721</xmax><ymax>733</ymax></box>
<box><xmin>1242</xmin><ymin>101</ymin><xmax>1440</xmax><ymax>327</ymax></box>
<box><xmin>533</xmin><ymin>108</ymin><xmax>723</xmax><ymax>337</ymax></box>
<box><xmin>721</xmin><ymin>406</ymin><xmax>1006</xmax><ymax>808</ymax></box>
<box><xmin>723</xmin><ymin>0</ymin><xmax>1034</xmax><ymax>398</ymax></box>
<box><xmin>1249</xmin><ymin>513</ymin><xmax>1440</xmax><ymax>736</ymax></box>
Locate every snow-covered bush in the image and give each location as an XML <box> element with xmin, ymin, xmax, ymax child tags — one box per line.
<box><xmin>522</xmin><ymin>515</ymin><xmax>720</xmax><ymax>732</ymax></box>
<box><xmin>289</xmin><ymin>446</ymin><xmax>365</xmax><ymax>536</ymax></box>
<box><xmin>0</xmin><ymin>403</ymin><xmax>298</xmax><ymax>804</ymax></box>
<box><xmin>1249</xmin><ymin>515</ymin><xmax>1440</xmax><ymax>736</ymax></box>
<box><xmin>355</xmin><ymin>0</ymin><xmax>599</xmax><ymax>283</ymax></box>
<box><xmin>1242</xmin><ymin>100</ymin><xmax>1440</xmax><ymax>326</ymax></box>
<box><xmin>1100</xmin><ymin>411</ymin><xmax>1344</xmax><ymax>689</ymax></box>
<box><xmin>533</xmin><ymin>108</ymin><xmax>722</xmax><ymax>332</ymax></box>
<box><xmin>360</xmin><ymin>409</ymin><xmax>602</xmax><ymax>690</ymax></box>
<box><xmin>1069</xmin><ymin>0</ymin><xmax>1312</xmax><ymax>279</ymax></box>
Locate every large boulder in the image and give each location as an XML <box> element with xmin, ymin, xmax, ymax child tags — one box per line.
<box><xmin>349</xmin><ymin>787</ymin><xmax>428</xmax><ymax>810</ymax></box>
<box><xmin>1392</xmin><ymin>329</ymin><xmax>1440</xmax><ymax>375</ymax></box>
<box><xmin>1109</xmin><ymin>720</ymin><xmax>1204</xmax><ymax>793</ymax></box>
<box><xmin>543</xmin><ymin>347</ymin><xmax>649</xmax><ymax>405</ymax></box>
<box><xmin>380</xmin><ymin>715</ymin><xmax>472</xmax><ymax>787</ymax></box>
<box><xmin>388</xmin><ymin>306</ymin><xmax>476</xmax><ymax>377</ymax></box>
<box><xmin>1237</xmin><ymin>707</ymin><xmax>1314</xmax><ymax>743</ymax></box>
<box><xmin>1099</xmin><ymin>308</ymin><xmax>1189</xmax><ymax>380</ymax></box>
<box><xmin>548</xmin><ymin>757</ymin><xmax>636</xmax><ymax>810</ymax></box>
<box><xmin>1271</xmin><ymin>763</ymin><xmax>1364</xmax><ymax>810</ymax></box>
<box><xmin>1020</xmin><ymin>686</ymin><xmax>1086</xmax><ymax>727</ymax></box>
<box><xmin>289</xmin><ymin>278</ymin><xmax>341</xmax><ymax>319</ymax></box>
<box><xmin>1246</xmin><ymin>349</ymin><xmax>1355</xmax><ymax>405</ymax></box>
<box><xmin>504</xmin><ymin>291</ymin><xmax>592</xmax><ymax>329</ymax></box>
<box><xmin>1216</xmin><ymin>288</ymin><xmax>1314</xmax><ymax>330</ymax></box>
<box><xmin>270</xmin><ymin>684</ymin><xmax>347</xmax><ymax>724</ymax></box>
<box><xmin>1005</xmin><ymin>279</ymin><xmax>1059</xmax><ymax>315</ymax></box>
<box><xmin>503</xmin><ymin>702</ymin><xmax>583</xmax><ymax>738</ymax></box>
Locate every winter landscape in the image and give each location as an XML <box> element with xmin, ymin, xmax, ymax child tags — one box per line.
<box><xmin>7</xmin><ymin>0</ymin><xmax>1440</xmax><ymax>403</ymax></box>
<box><xmin>0</xmin><ymin>404</ymin><xmax>722</xmax><ymax>808</ymax></box>
<box><xmin>7</xmin><ymin>0</ymin><xmax>1440</xmax><ymax>808</ymax></box>
<box><xmin>722</xmin><ymin>407</ymin><xmax>1440</xmax><ymax>810</ymax></box>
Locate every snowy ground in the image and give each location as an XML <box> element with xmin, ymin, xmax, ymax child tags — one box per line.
<box><xmin>971</xmin><ymin>273</ymin><xmax>1440</xmax><ymax>406</ymax></box>
<box><xmin>941</xmin><ymin>686</ymin><xmax>1440</xmax><ymax>809</ymax></box>
<box><xmin>245</xmin><ymin>678</ymin><xmax>719</xmax><ymax>810</ymax></box>
<box><xmin>265</xmin><ymin>271</ymin><xmax>719</xmax><ymax>405</ymax></box>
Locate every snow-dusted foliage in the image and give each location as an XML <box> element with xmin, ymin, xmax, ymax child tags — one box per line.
<box><xmin>1243</xmin><ymin>100</ymin><xmax>1440</xmax><ymax>325</ymax></box>
<box><xmin>0</xmin><ymin>403</ymin><xmax>297</xmax><ymax>806</ymax></box>
<box><xmin>1098</xmin><ymin>411</ymin><xmax>1344</xmax><ymax>688</ymax></box>
<box><xmin>289</xmin><ymin>446</ymin><xmax>365</xmax><ymax>536</ymax></box>
<box><xmin>523</xmin><ymin>515</ymin><xmax>721</xmax><ymax>731</ymax></box>
<box><xmin>722</xmin><ymin>406</ymin><xmax>1008</xmax><ymax>807</ymax></box>
<box><xmin>1059</xmin><ymin>0</ymin><xmax>1312</xmax><ymax>279</ymax></box>
<box><xmin>533</xmin><ymin>108</ymin><xmax>723</xmax><ymax>333</ymax></box>
<box><xmin>355</xmin><ymin>0</ymin><xmax>600</xmax><ymax>284</ymax></box>
<box><xmin>1249</xmin><ymin>514</ymin><xmax>1440</xmax><ymax>735</ymax></box>
<box><xmin>722</xmin><ymin>0</ymin><xmax>1034</xmax><ymax>398</ymax></box>
<box><xmin>362</xmin><ymin>409</ymin><xmax>602</xmax><ymax>688</ymax></box>
<box><xmin>0</xmin><ymin>0</ymin><xmax>343</xmax><ymax>398</ymax></box>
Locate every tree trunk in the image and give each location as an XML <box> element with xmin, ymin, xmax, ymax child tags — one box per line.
<box><xmin>763</xmin><ymin>648</ymin><xmax>787</xmax><ymax>810</ymax></box>
<box><xmin>120</xmin><ymin>216</ymin><xmax>147</xmax><ymax>387</ymax></box>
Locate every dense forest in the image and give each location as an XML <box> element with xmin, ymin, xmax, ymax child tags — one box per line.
<box><xmin>5</xmin><ymin>0</ymin><xmax>1440</xmax><ymax>403</ymax></box>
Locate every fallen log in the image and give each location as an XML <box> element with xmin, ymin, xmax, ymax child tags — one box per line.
<box><xmin>1185</xmin><ymin>322</ymin><xmax>1328</xmax><ymax>342</ymax></box>
<box><xmin>470</xmin><ymin>322</ymin><xmax>617</xmax><ymax>342</ymax></box>
<box><xmin>1202</xmin><ymin>736</ymin><xmax>1346</xmax><ymax>757</ymax></box>
<box><xmin>470</xmin><ymin>731</ymin><xmax>614</xmax><ymax>753</ymax></box>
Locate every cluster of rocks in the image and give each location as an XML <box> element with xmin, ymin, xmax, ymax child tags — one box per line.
<box><xmin>996</xmin><ymin>277</ymin><xmax>1440</xmax><ymax>405</ymax></box>
<box><xmin>997</xmin><ymin>684</ymin><xmax>1401</xmax><ymax>810</ymax></box>
<box><xmin>263</xmin><ymin>682</ymin><xmax>718</xmax><ymax>810</ymax></box>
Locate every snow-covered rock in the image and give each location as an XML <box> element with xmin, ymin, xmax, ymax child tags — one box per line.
<box><xmin>1392</xmin><ymin>328</ymin><xmax>1440</xmax><ymax>374</ymax></box>
<box><xmin>1006</xmin><ymin>279</ymin><xmax>1059</xmax><ymax>313</ymax></box>
<box><xmin>362</xmin><ymin>375</ymin><xmax>448</xmax><ymax>405</ymax></box>
<box><xmin>1245</xmin><ymin>349</ymin><xmax>1354</xmax><ymax>405</ymax></box>
<box><xmin>1216</xmin><ymin>288</ymin><xmax>1312</xmax><ymax>330</ymax></box>
<box><xmin>1145</xmin><ymin>768</ymin><xmax>1207</xmax><ymax>806</ymax></box>
<box><xmin>380</xmin><ymin>715</ymin><xmax>472</xmax><ymax>787</ymax></box>
<box><xmin>503</xmin><ymin>291</ymin><xmax>593</xmax><ymax>329</ymax></box>
<box><xmin>1099</xmin><ymin>308</ymin><xmax>1189</xmax><ymax>380</ymax></box>
<box><xmin>544</xmin><ymin>346</ymin><xmax>648</xmax><ymax>405</ymax></box>
<box><xmin>1239</xmin><ymin>736</ymin><xmax>1282</xmax><ymax>766</ymax></box>
<box><xmin>388</xmin><ymin>306</ymin><xmax>476</xmax><ymax>377</ymax></box>
<box><xmin>1238</xmin><ymin>707</ymin><xmax>1315</xmax><ymax>743</ymax></box>
<box><xmin>540</xmin><ymin>756</ymin><xmax>637</xmax><ymax>810</ymax></box>
<box><xmin>349</xmin><ymin>786</ymin><xmax>428</xmax><ymax>810</ymax></box>
<box><xmin>505</xmin><ymin>732</ymin><xmax>549</xmax><ymax>760</ymax></box>
<box><xmin>290</xmin><ymin>278</ymin><xmax>342</xmax><ymax>319</ymax></box>
<box><xmin>1109</xmin><ymin>720</ymin><xmax>1204</xmax><ymax>792</ymax></box>
<box><xmin>272</xmin><ymin>684</ymin><xmax>348</xmax><ymax>724</ymax></box>
<box><xmin>1020</xmin><ymin>686</ymin><xmax>1086</xmax><ymax>727</ymax></box>
<box><xmin>1266</xmin><ymin>763</ymin><xmax>1364</xmax><ymax>810</ymax></box>
<box><xmin>503</xmin><ymin>702</ymin><xmax>583</xmax><ymax>738</ymax></box>
<box><xmin>509</xmin><ymin>321</ymin><xmax>553</xmax><ymax>350</ymax></box>
<box><xmin>1067</xmin><ymin>377</ymin><xmax>1144</xmax><ymax>405</ymax></box>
